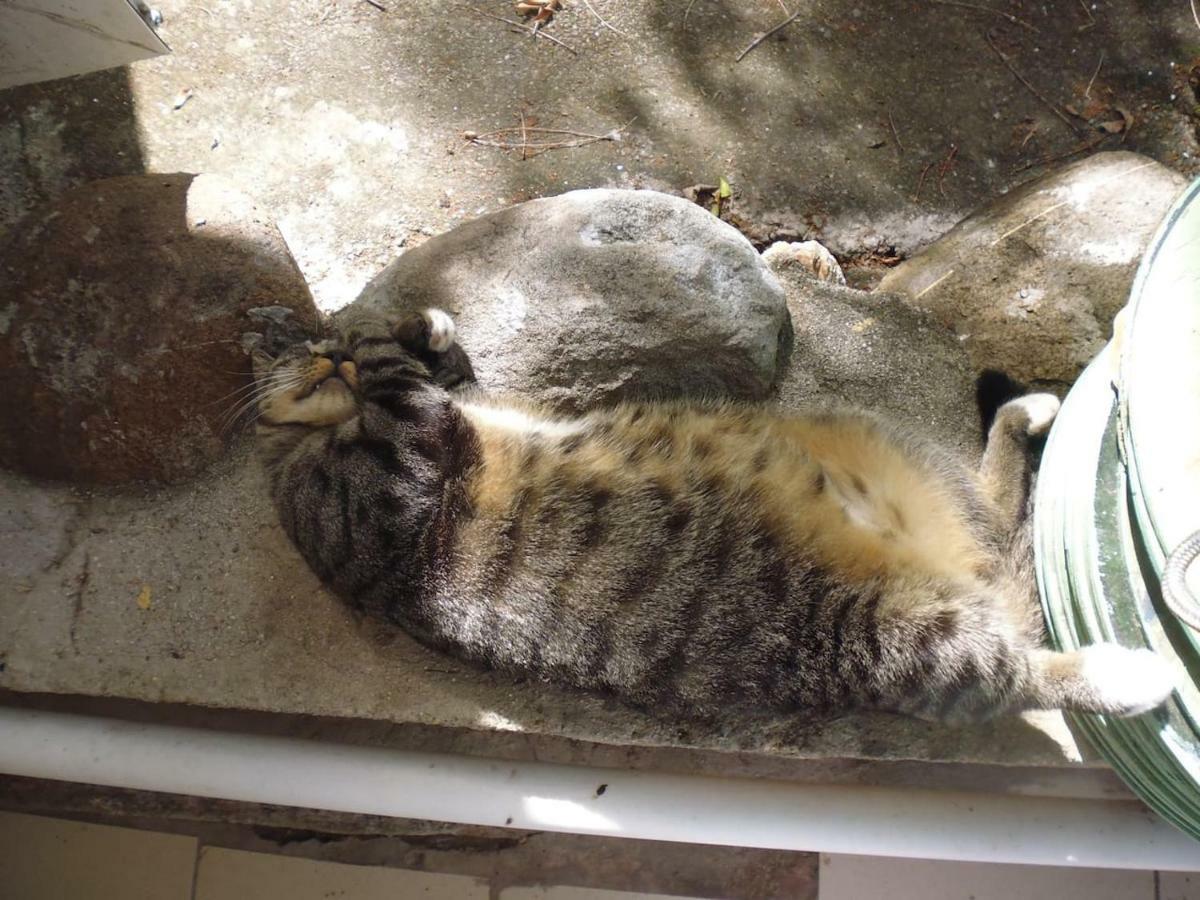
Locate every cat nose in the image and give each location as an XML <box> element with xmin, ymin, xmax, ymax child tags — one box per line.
<box><xmin>324</xmin><ymin>351</ymin><xmax>349</xmax><ymax>367</ymax></box>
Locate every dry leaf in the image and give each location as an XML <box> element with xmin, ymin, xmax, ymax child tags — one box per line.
<box><xmin>516</xmin><ymin>0</ymin><xmax>562</xmax><ymax>25</ymax></box>
<box><xmin>851</xmin><ymin>317</ymin><xmax>877</xmax><ymax>333</ymax></box>
<box><xmin>135</xmin><ymin>585</ymin><xmax>152</xmax><ymax>610</ymax></box>
<box><xmin>1114</xmin><ymin>105</ymin><xmax>1134</xmax><ymax>135</ymax></box>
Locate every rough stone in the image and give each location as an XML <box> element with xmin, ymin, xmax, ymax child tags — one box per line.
<box><xmin>351</xmin><ymin>189</ymin><xmax>791</xmax><ymax>412</ymax></box>
<box><xmin>0</xmin><ymin>174</ymin><xmax>320</xmax><ymax>485</ymax></box>
<box><xmin>765</xmin><ymin>252</ymin><xmax>982</xmax><ymax>457</ymax></box>
<box><xmin>877</xmin><ymin>152</ymin><xmax>1188</xmax><ymax>391</ymax></box>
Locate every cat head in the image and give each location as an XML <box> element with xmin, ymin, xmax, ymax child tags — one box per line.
<box><xmin>251</xmin><ymin>337</ymin><xmax>361</xmax><ymax>428</ymax></box>
<box><xmin>250</xmin><ymin>308</ymin><xmax>471</xmax><ymax>429</ymax></box>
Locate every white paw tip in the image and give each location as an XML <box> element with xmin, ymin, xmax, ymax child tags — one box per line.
<box><xmin>423</xmin><ymin>308</ymin><xmax>456</xmax><ymax>353</ymax></box>
<box><xmin>1011</xmin><ymin>393</ymin><xmax>1061</xmax><ymax>436</ymax></box>
<box><xmin>1080</xmin><ymin>644</ymin><xmax>1175</xmax><ymax>717</ymax></box>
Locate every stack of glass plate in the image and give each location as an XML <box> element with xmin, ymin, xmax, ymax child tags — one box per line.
<box><xmin>1035</xmin><ymin>177</ymin><xmax>1200</xmax><ymax>839</ymax></box>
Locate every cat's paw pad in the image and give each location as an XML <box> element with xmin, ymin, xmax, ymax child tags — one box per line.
<box><xmin>423</xmin><ymin>309</ymin><xmax>456</xmax><ymax>353</ymax></box>
<box><xmin>1010</xmin><ymin>393</ymin><xmax>1060</xmax><ymax>436</ymax></box>
<box><xmin>1079</xmin><ymin>644</ymin><xmax>1174</xmax><ymax>717</ymax></box>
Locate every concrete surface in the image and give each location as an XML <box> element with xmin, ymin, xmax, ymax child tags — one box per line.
<box><xmin>0</xmin><ymin>449</ymin><xmax>1115</xmax><ymax>785</ymax></box>
<box><xmin>2</xmin><ymin>1</ymin><xmax>1199</xmax><ymax>307</ymax></box>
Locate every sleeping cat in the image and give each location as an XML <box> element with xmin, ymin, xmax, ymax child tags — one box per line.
<box><xmin>253</xmin><ymin>307</ymin><xmax>1174</xmax><ymax>723</ymax></box>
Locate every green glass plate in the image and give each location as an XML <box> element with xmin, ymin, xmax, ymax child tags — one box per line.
<box><xmin>1036</xmin><ymin>176</ymin><xmax>1200</xmax><ymax>841</ymax></box>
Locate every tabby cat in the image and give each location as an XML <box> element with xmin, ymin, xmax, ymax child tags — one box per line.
<box><xmin>253</xmin><ymin>307</ymin><xmax>1173</xmax><ymax>723</ymax></box>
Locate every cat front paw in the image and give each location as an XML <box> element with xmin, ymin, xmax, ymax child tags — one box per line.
<box><xmin>392</xmin><ymin>308</ymin><xmax>457</xmax><ymax>353</ymax></box>
<box><xmin>1007</xmin><ymin>393</ymin><xmax>1060</xmax><ymax>436</ymax></box>
<box><xmin>424</xmin><ymin>308</ymin><xmax>456</xmax><ymax>353</ymax></box>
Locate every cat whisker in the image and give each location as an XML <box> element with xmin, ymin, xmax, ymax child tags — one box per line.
<box><xmin>168</xmin><ymin>339</ymin><xmax>246</xmax><ymax>352</ymax></box>
<box><xmin>206</xmin><ymin>379</ymin><xmax>278</xmax><ymax>408</ymax></box>
<box><xmin>218</xmin><ymin>375</ymin><xmax>305</xmax><ymax>434</ymax></box>
<box><xmin>206</xmin><ymin>370</ymin><xmax>302</xmax><ymax>408</ymax></box>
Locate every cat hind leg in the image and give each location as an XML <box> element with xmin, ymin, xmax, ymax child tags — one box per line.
<box><xmin>978</xmin><ymin>393</ymin><xmax>1060</xmax><ymax>528</ymax></box>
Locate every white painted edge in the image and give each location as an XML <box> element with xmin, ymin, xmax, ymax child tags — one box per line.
<box><xmin>1</xmin><ymin>708</ymin><xmax>1199</xmax><ymax>870</ymax></box>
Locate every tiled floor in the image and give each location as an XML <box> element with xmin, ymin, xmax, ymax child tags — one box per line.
<box><xmin>194</xmin><ymin>847</ymin><xmax>491</xmax><ymax>900</ymax></box>
<box><xmin>0</xmin><ymin>811</ymin><xmax>197</xmax><ymax>900</ymax></box>
<box><xmin>818</xmin><ymin>853</ymin><xmax>1163</xmax><ymax>900</ymax></box>
<box><xmin>0</xmin><ymin>810</ymin><xmax>1197</xmax><ymax>900</ymax></box>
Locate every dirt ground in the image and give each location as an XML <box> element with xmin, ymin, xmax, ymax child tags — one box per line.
<box><xmin>2</xmin><ymin>0</ymin><xmax>1198</xmax><ymax>307</ymax></box>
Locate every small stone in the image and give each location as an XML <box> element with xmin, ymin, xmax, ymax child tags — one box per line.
<box><xmin>762</xmin><ymin>240</ymin><xmax>848</xmax><ymax>286</ymax></box>
<box><xmin>350</xmin><ymin>189</ymin><xmax>792</xmax><ymax>411</ymax></box>
<box><xmin>247</xmin><ymin>305</ymin><xmax>295</xmax><ymax>325</ymax></box>
<box><xmin>878</xmin><ymin>151</ymin><xmax>1187</xmax><ymax>389</ymax></box>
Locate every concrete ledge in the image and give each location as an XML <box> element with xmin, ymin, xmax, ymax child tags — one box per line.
<box><xmin>0</xmin><ymin>454</ymin><xmax>1118</xmax><ymax>800</ymax></box>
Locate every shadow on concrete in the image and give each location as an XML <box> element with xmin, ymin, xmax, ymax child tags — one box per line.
<box><xmin>0</xmin><ymin>170</ymin><xmax>318</xmax><ymax>485</ymax></box>
<box><xmin>0</xmin><ymin>66</ymin><xmax>146</xmax><ymax>233</ymax></box>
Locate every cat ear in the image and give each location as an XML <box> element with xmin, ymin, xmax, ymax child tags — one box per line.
<box><xmin>250</xmin><ymin>349</ymin><xmax>275</xmax><ymax>380</ymax></box>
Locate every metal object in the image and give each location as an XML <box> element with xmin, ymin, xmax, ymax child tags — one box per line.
<box><xmin>0</xmin><ymin>1</ymin><xmax>169</xmax><ymax>91</ymax></box>
<box><xmin>1164</xmin><ymin>532</ymin><xmax>1200</xmax><ymax>632</ymax></box>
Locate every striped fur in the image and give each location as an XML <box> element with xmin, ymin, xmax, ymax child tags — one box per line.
<box><xmin>253</xmin><ymin>309</ymin><xmax>1173</xmax><ymax>723</ymax></box>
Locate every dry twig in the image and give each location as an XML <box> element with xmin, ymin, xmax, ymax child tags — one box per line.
<box><xmin>463</xmin><ymin>6</ymin><xmax>578</xmax><ymax>53</ymax></box>
<box><xmin>1084</xmin><ymin>51</ymin><xmax>1104</xmax><ymax>99</ymax></box>
<box><xmin>684</xmin><ymin>0</ymin><xmax>699</xmax><ymax>28</ymax></box>
<box><xmin>464</xmin><ymin>115</ymin><xmax>636</xmax><ymax>158</ymax></box>
<box><xmin>887</xmin><ymin>111</ymin><xmax>905</xmax><ymax>153</ymax></box>
<box><xmin>580</xmin><ymin>0</ymin><xmax>625</xmax><ymax>35</ymax></box>
<box><xmin>1017</xmin><ymin>118</ymin><xmax>1039</xmax><ymax>150</ymax></box>
<box><xmin>1010</xmin><ymin>133</ymin><xmax>1106</xmax><ymax>173</ymax></box>
<box><xmin>361</xmin><ymin>0</ymin><xmax>386</xmax><ymax>10</ymax></box>
<box><xmin>1077</xmin><ymin>0</ymin><xmax>1095</xmax><ymax>31</ymax></box>
<box><xmin>936</xmin><ymin>143</ymin><xmax>959</xmax><ymax>197</ymax></box>
<box><xmin>985</xmin><ymin>30</ymin><xmax>1080</xmax><ymax>136</ymax></box>
<box><xmin>736</xmin><ymin>7</ymin><xmax>802</xmax><ymax>62</ymax></box>
<box><xmin>1192</xmin><ymin>0</ymin><xmax>1200</xmax><ymax>34</ymax></box>
<box><xmin>929</xmin><ymin>0</ymin><xmax>1038</xmax><ymax>32</ymax></box>
<box><xmin>914</xmin><ymin>159</ymin><xmax>936</xmax><ymax>201</ymax></box>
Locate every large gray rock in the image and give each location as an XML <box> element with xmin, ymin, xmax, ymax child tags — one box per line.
<box><xmin>0</xmin><ymin>173</ymin><xmax>319</xmax><ymax>485</ymax></box>
<box><xmin>766</xmin><ymin>252</ymin><xmax>981</xmax><ymax>457</ymax></box>
<box><xmin>878</xmin><ymin>152</ymin><xmax>1187</xmax><ymax>390</ymax></box>
<box><xmin>351</xmin><ymin>189</ymin><xmax>791</xmax><ymax>412</ymax></box>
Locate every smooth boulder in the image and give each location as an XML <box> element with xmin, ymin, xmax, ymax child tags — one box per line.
<box><xmin>878</xmin><ymin>152</ymin><xmax>1186</xmax><ymax>390</ymax></box>
<box><xmin>350</xmin><ymin>189</ymin><xmax>792</xmax><ymax>412</ymax></box>
<box><xmin>0</xmin><ymin>174</ymin><xmax>320</xmax><ymax>485</ymax></box>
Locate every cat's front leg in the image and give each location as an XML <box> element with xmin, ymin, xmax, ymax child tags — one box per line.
<box><xmin>392</xmin><ymin>309</ymin><xmax>474</xmax><ymax>389</ymax></box>
<box><xmin>392</xmin><ymin>308</ymin><xmax>457</xmax><ymax>354</ymax></box>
